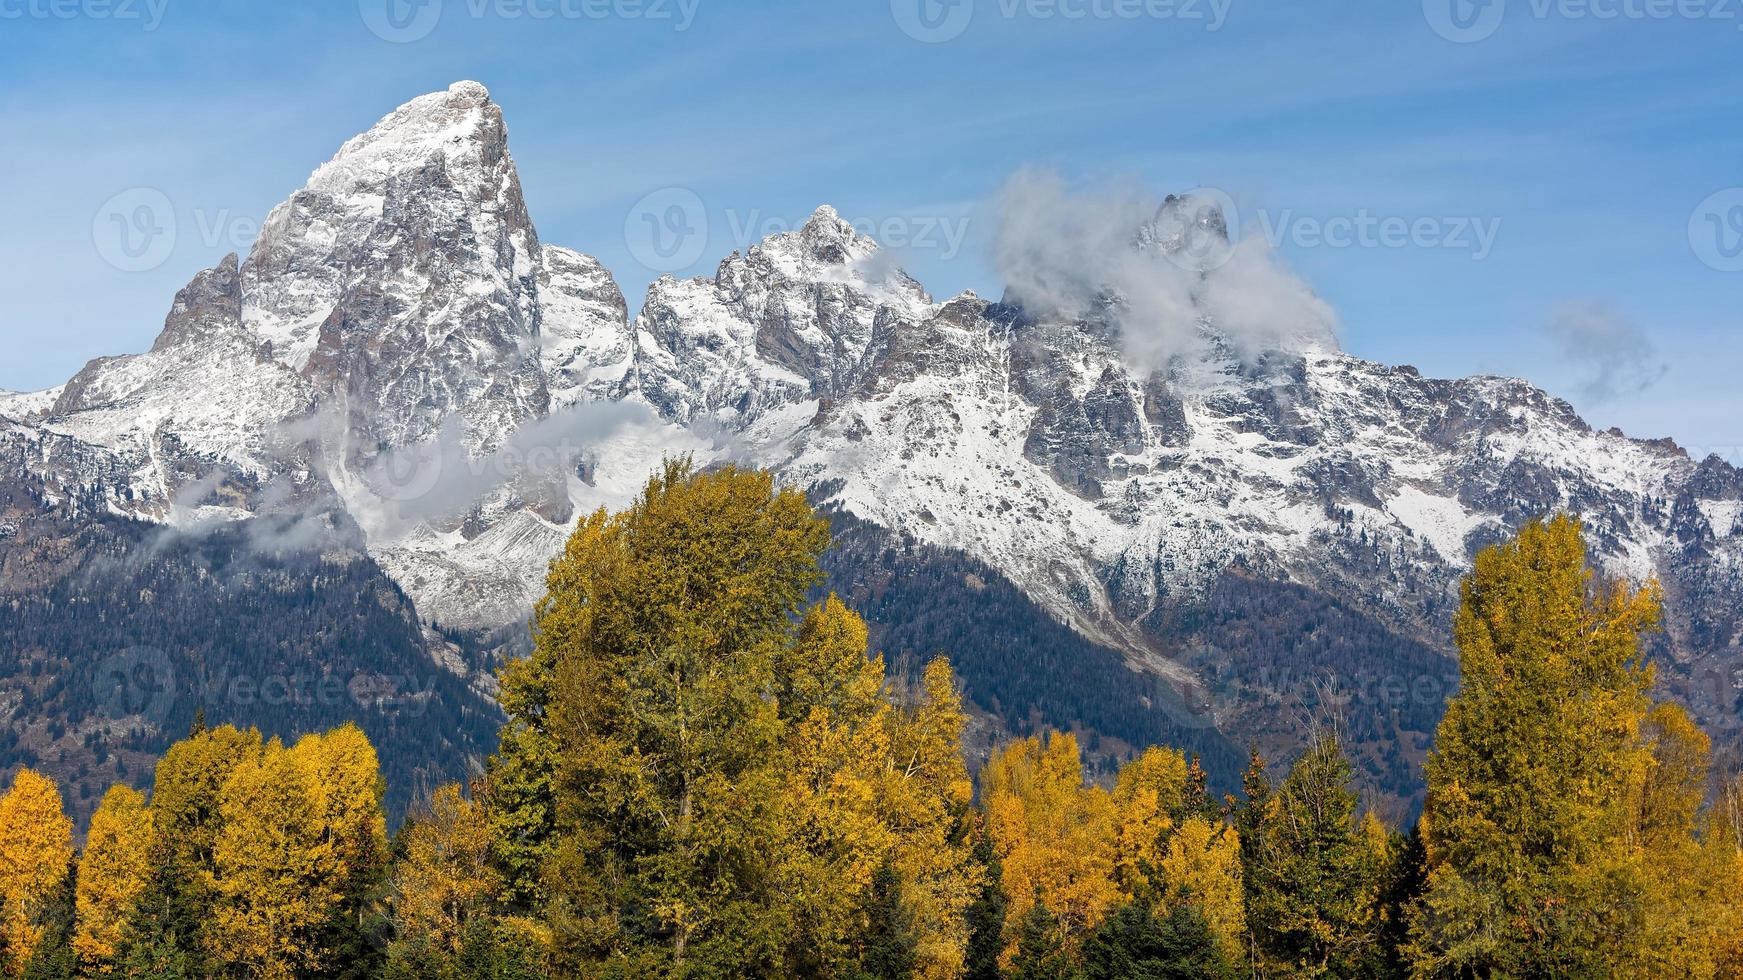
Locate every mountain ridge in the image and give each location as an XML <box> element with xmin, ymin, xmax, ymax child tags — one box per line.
<box><xmin>4</xmin><ymin>81</ymin><xmax>1739</xmax><ymax>807</ymax></box>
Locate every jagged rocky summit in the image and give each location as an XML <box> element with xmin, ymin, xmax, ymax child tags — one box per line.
<box><xmin>4</xmin><ymin>82</ymin><xmax>1740</xmax><ymax>802</ymax></box>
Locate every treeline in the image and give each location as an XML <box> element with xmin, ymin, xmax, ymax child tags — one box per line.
<box><xmin>3</xmin><ymin>465</ymin><xmax>1742</xmax><ymax>977</ymax></box>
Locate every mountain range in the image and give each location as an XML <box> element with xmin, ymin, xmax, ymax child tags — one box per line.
<box><xmin>4</xmin><ymin>81</ymin><xmax>1739</xmax><ymax>818</ymax></box>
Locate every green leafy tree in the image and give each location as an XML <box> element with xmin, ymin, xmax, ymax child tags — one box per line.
<box><xmin>495</xmin><ymin>460</ymin><xmax>984</xmax><ymax>976</ymax></box>
<box><xmin>1408</xmin><ymin>515</ymin><xmax>1661</xmax><ymax>976</ymax></box>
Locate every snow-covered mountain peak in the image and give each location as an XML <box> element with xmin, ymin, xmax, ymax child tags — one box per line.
<box><xmin>795</xmin><ymin>204</ymin><xmax>869</xmax><ymax>263</ymax></box>
<box><xmin>241</xmin><ymin>80</ymin><xmax>538</xmax><ymax>383</ymax></box>
<box><xmin>1137</xmin><ymin>191</ymin><xmax>1230</xmax><ymax>257</ymax></box>
<box><xmin>8</xmin><ymin>82</ymin><xmax>1741</xmax><ymax>760</ymax></box>
<box><xmin>539</xmin><ymin>244</ymin><xmax>633</xmax><ymax>409</ymax></box>
<box><xmin>628</xmin><ymin>204</ymin><xmax>936</xmax><ymax>429</ymax></box>
<box><xmin>302</xmin><ymin>80</ymin><xmax>503</xmax><ymax>203</ymax></box>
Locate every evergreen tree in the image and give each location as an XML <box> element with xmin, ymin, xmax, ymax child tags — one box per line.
<box><xmin>1243</xmin><ymin>734</ymin><xmax>1386</xmax><ymax>977</ymax></box>
<box><xmin>1172</xmin><ymin>756</ymin><xmax>1215</xmax><ymax>825</ymax></box>
<box><xmin>1009</xmin><ymin>900</ymin><xmax>1077</xmax><ymax>980</ymax></box>
<box><xmin>452</xmin><ymin>918</ymin><xmax>547</xmax><ymax>980</ymax></box>
<box><xmin>963</xmin><ymin>832</ymin><xmax>1009</xmax><ymax>980</ymax></box>
<box><xmin>1080</xmin><ymin>903</ymin><xmax>1237</xmax><ymax>980</ymax></box>
<box><xmin>856</xmin><ymin>859</ymin><xmax>919</xmax><ymax>980</ymax></box>
<box><xmin>19</xmin><ymin>866</ymin><xmax>73</xmax><ymax>980</ymax></box>
<box><xmin>112</xmin><ymin>865</ymin><xmax>204</xmax><ymax>980</ymax></box>
<box><xmin>1368</xmin><ymin>825</ymin><xmax>1425</xmax><ymax>980</ymax></box>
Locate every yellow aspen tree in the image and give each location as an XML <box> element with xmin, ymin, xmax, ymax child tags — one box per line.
<box><xmin>981</xmin><ymin>732</ymin><xmax>1121</xmax><ymax>941</ymax></box>
<box><xmin>1621</xmin><ymin>702</ymin><xmax>1732</xmax><ymax>979</ymax></box>
<box><xmin>206</xmin><ymin>738</ymin><xmax>339</xmax><ymax>980</ymax></box>
<box><xmin>883</xmin><ymin>657</ymin><xmax>980</xmax><ymax>979</ymax></box>
<box><xmin>288</xmin><ymin>724</ymin><xmax>388</xmax><ymax>895</ymax></box>
<box><xmin>780</xmin><ymin>593</ymin><xmax>885</xmax><ymax>724</ymax></box>
<box><xmin>0</xmin><ymin>768</ymin><xmax>73</xmax><ymax>977</ymax></box>
<box><xmin>392</xmin><ymin>783</ymin><xmax>499</xmax><ymax>954</ymax></box>
<box><xmin>1110</xmin><ymin>746</ymin><xmax>1189</xmax><ymax>899</ymax></box>
<box><xmin>1156</xmin><ymin>815</ymin><xmax>1246</xmax><ymax>963</ymax></box>
<box><xmin>777</xmin><ymin>694</ymin><xmax>898</xmax><ymax>973</ymax></box>
<box><xmin>72</xmin><ymin>785</ymin><xmax>154</xmax><ymax>974</ymax></box>
<box><xmin>1706</xmin><ymin>788</ymin><xmax>1743</xmax><ymax>978</ymax></box>
<box><xmin>149</xmin><ymin>723</ymin><xmax>263</xmax><ymax>876</ymax></box>
<box><xmin>773</xmin><ymin>619</ymin><xmax>978</xmax><ymax>977</ymax></box>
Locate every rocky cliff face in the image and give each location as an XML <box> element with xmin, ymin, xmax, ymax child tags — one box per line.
<box><xmin>4</xmin><ymin>82</ymin><xmax>1740</xmax><ymax>798</ymax></box>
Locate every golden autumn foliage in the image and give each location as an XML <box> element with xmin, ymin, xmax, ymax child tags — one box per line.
<box><xmin>1109</xmin><ymin>746</ymin><xmax>1189</xmax><ymax>897</ymax></box>
<box><xmin>205</xmin><ymin>725</ymin><xmax>387</xmax><ymax>980</ymax></box>
<box><xmin>779</xmin><ymin>645</ymin><xmax>981</xmax><ymax>978</ymax></box>
<box><xmin>1155</xmin><ymin>816</ymin><xmax>1246</xmax><ymax>961</ymax></box>
<box><xmin>0</xmin><ymin>768</ymin><xmax>73</xmax><ymax>977</ymax></box>
<box><xmin>149</xmin><ymin>723</ymin><xmax>264</xmax><ymax>875</ymax></box>
<box><xmin>981</xmin><ymin>727</ymin><xmax>1255</xmax><ymax>969</ymax></box>
<box><xmin>290</xmin><ymin>723</ymin><xmax>389</xmax><ymax>894</ymax></box>
<box><xmin>392</xmin><ymin>783</ymin><xmax>499</xmax><ymax>955</ymax></box>
<box><xmin>73</xmin><ymin>785</ymin><xmax>153</xmax><ymax>974</ymax></box>
<box><xmin>501</xmin><ymin>461</ymin><xmax>986</xmax><ymax>977</ymax></box>
<box><xmin>38</xmin><ymin>494</ymin><xmax>1743</xmax><ymax>980</ymax></box>
<box><xmin>982</xmin><ymin>732</ymin><xmax>1124</xmax><ymax>940</ymax></box>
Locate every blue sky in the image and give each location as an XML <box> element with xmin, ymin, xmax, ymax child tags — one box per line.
<box><xmin>2</xmin><ymin>0</ymin><xmax>1739</xmax><ymax>453</ymax></box>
